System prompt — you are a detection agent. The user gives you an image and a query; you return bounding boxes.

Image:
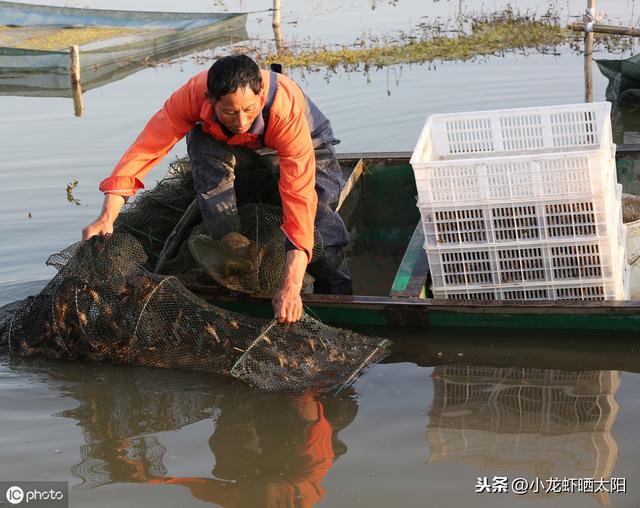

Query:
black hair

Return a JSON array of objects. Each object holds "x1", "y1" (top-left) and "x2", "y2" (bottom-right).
[{"x1": 207, "y1": 55, "x2": 262, "y2": 101}]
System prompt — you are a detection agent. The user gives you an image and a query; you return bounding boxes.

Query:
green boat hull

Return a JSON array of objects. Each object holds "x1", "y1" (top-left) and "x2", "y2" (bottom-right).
[
  {"x1": 213, "y1": 296, "x2": 640, "y2": 331},
  {"x1": 191, "y1": 150, "x2": 640, "y2": 332}
]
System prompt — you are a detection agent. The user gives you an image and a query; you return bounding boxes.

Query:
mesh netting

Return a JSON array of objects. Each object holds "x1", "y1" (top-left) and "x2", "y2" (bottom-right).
[
  {"x1": 113, "y1": 160, "x2": 196, "y2": 269},
  {"x1": 72, "y1": 436, "x2": 168, "y2": 490},
  {"x1": 189, "y1": 203, "x2": 321, "y2": 294},
  {"x1": 113, "y1": 158, "x2": 321, "y2": 295},
  {"x1": 0, "y1": 233, "x2": 390, "y2": 392},
  {"x1": 230, "y1": 315, "x2": 383, "y2": 392}
]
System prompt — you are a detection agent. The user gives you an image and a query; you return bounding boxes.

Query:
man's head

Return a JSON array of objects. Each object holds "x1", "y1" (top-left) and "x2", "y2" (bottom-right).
[{"x1": 206, "y1": 55, "x2": 263, "y2": 135}]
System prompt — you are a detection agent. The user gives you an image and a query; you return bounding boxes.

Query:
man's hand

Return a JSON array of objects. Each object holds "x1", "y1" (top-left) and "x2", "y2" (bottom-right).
[
  {"x1": 82, "y1": 193, "x2": 126, "y2": 240},
  {"x1": 272, "y1": 249, "x2": 307, "y2": 324},
  {"x1": 273, "y1": 283, "x2": 303, "y2": 324},
  {"x1": 82, "y1": 218, "x2": 114, "y2": 240}
]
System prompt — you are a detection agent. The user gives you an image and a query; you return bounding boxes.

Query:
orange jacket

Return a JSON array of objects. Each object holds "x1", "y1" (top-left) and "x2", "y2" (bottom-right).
[{"x1": 100, "y1": 69, "x2": 318, "y2": 261}]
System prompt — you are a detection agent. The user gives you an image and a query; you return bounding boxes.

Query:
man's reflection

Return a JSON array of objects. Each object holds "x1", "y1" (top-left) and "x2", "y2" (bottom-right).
[
  {"x1": 152, "y1": 394, "x2": 338, "y2": 507},
  {"x1": 45, "y1": 363, "x2": 356, "y2": 507}
]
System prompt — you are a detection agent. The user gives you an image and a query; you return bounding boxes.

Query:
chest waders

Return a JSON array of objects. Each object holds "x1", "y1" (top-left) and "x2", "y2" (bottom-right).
[{"x1": 187, "y1": 69, "x2": 352, "y2": 295}]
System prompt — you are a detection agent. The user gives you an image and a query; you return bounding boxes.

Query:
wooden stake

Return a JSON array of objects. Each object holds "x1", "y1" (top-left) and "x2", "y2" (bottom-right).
[
  {"x1": 272, "y1": 0, "x2": 281, "y2": 28},
  {"x1": 584, "y1": 0, "x2": 595, "y2": 103},
  {"x1": 70, "y1": 45, "x2": 84, "y2": 117},
  {"x1": 272, "y1": 0, "x2": 283, "y2": 53}
]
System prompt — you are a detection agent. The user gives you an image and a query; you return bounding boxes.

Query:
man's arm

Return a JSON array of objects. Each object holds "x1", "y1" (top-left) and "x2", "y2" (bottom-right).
[
  {"x1": 265, "y1": 97, "x2": 317, "y2": 324},
  {"x1": 83, "y1": 72, "x2": 207, "y2": 240},
  {"x1": 272, "y1": 249, "x2": 307, "y2": 323}
]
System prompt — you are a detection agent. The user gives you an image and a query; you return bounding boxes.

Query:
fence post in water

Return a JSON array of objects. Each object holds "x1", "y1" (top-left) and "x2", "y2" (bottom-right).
[
  {"x1": 70, "y1": 45, "x2": 84, "y2": 117},
  {"x1": 584, "y1": 0, "x2": 595, "y2": 102},
  {"x1": 272, "y1": 0, "x2": 284, "y2": 54}
]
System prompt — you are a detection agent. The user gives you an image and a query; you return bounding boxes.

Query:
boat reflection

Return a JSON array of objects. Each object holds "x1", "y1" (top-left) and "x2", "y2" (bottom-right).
[
  {"x1": 426, "y1": 365, "x2": 619, "y2": 506},
  {"x1": 41, "y1": 364, "x2": 357, "y2": 507}
]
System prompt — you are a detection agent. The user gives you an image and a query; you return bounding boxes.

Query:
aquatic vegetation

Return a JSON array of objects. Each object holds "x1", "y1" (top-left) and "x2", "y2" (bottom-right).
[
  {"x1": 263, "y1": 19, "x2": 567, "y2": 70},
  {"x1": 237, "y1": 8, "x2": 637, "y2": 72},
  {"x1": 66, "y1": 179, "x2": 80, "y2": 206}
]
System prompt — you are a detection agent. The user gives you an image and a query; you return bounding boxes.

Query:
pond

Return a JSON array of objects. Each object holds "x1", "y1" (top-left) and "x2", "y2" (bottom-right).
[{"x1": 1, "y1": 1, "x2": 640, "y2": 506}]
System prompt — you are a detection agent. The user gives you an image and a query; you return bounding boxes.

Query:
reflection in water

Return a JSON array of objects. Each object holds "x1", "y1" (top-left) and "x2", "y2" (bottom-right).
[
  {"x1": 40, "y1": 363, "x2": 357, "y2": 507},
  {"x1": 0, "y1": 18, "x2": 248, "y2": 100},
  {"x1": 166, "y1": 395, "x2": 339, "y2": 507},
  {"x1": 426, "y1": 366, "x2": 619, "y2": 506}
]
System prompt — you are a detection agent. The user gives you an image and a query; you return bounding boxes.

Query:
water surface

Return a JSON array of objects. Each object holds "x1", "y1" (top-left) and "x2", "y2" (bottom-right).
[{"x1": 2, "y1": 1, "x2": 640, "y2": 506}]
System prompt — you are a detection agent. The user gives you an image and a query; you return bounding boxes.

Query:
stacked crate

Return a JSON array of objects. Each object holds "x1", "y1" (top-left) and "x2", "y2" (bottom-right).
[{"x1": 410, "y1": 102, "x2": 629, "y2": 301}]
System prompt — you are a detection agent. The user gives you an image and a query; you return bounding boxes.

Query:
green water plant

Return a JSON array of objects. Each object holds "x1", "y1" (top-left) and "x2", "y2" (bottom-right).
[{"x1": 243, "y1": 8, "x2": 636, "y2": 72}]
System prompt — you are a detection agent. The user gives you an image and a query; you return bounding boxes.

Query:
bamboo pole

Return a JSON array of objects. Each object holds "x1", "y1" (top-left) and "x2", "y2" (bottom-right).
[
  {"x1": 584, "y1": 0, "x2": 595, "y2": 103},
  {"x1": 569, "y1": 22, "x2": 640, "y2": 37},
  {"x1": 272, "y1": 0, "x2": 281, "y2": 29},
  {"x1": 272, "y1": 0, "x2": 284, "y2": 54},
  {"x1": 69, "y1": 45, "x2": 84, "y2": 117}
]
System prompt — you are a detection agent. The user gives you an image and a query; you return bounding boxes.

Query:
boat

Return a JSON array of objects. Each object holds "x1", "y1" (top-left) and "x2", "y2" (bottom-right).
[
  {"x1": 0, "y1": 1, "x2": 248, "y2": 97},
  {"x1": 183, "y1": 146, "x2": 640, "y2": 332}
]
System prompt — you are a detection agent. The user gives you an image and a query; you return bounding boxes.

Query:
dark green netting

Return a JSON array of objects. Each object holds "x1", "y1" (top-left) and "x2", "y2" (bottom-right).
[
  {"x1": 0, "y1": 233, "x2": 390, "y2": 392},
  {"x1": 0, "y1": 159, "x2": 390, "y2": 392},
  {"x1": 596, "y1": 53, "x2": 640, "y2": 106}
]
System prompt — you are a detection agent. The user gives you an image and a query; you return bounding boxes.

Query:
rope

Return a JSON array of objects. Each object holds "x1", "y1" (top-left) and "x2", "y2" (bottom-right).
[{"x1": 133, "y1": 276, "x2": 176, "y2": 337}]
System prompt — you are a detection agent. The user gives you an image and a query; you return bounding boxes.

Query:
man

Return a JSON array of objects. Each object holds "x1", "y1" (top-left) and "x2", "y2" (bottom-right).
[{"x1": 82, "y1": 55, "x2": 351, "y2": 324}]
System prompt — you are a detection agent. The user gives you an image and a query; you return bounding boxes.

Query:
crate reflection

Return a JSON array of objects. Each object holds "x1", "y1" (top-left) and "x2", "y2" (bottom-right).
[{"x1": 426, "y1": 366, "x2": 619, "y2": 505}]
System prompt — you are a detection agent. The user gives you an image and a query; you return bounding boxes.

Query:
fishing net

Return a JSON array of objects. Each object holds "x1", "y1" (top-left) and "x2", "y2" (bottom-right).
[
  {"x1": 0, "y1": 233, "x2": 390, "y2": 392},
  {"x1": 113, "y1": 159, "x2": 196, "y2": 270},
  {"x1": 113, "y1": 157, "x2": 320, "y2": 295},
  {"x1": 188, "y1": 203, "x2": 321, "y2": 294},
  {"x1": 597, "y1": 53, "x2": 640, "y2": 106}
]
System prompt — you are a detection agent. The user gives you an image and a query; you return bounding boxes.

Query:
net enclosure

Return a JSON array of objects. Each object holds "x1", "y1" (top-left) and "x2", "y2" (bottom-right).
[
  {"x1": 597, "y1": 53, "x2": 640, "y2": 106},
  {"x1": 0, "y1": 1, "x2": 248, "y2": 97},
  {"x1": 0, "y1": 160, "x2": 391, "y2": 393},
  {"x1": 113, "y1": 157, "x2": 322, "y2": 295}
]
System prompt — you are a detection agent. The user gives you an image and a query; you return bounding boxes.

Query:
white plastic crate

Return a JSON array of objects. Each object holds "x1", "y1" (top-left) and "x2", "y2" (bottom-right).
[
  {"x1": 622, "y1": 252, "x2": 631, "y2": 299},
  {"x1": 410, "y1": 102, "x2": 614, "y2": 206},
  {"x1": 413, "y1": 149, "x2": 617, "y2": 206},
  {"x1": 413, "y1": 102, "x2": 628, "y2": 301},
  {"x1": 420, "y1": 185, "x2": 622, "y2": 249},
  {"x1": 411, "y1": 102, "x2": 612, "y2": 162},
  {"x1": 431, "y1": 279, "x2": 625, "y2": 301},
  {"x1": 428, "y1": 221, "x2": 631, "y2": 300},
  {"x1": 427, "y1": 236, "x2": 622, "y2": 289}
]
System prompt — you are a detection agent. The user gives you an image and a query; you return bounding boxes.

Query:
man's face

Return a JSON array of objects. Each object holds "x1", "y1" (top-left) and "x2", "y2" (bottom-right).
[{"x1": 212, "y1": 85, "x2": 263, "y2": 135}]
